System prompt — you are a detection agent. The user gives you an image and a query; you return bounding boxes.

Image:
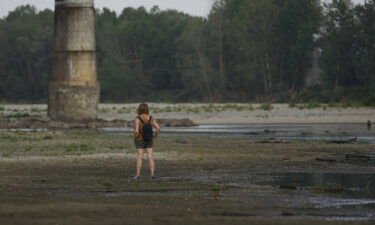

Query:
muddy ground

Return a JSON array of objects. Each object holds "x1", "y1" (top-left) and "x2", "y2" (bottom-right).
[{"x1": 0, "y1": 129, "x2": 375, "y2": 224}]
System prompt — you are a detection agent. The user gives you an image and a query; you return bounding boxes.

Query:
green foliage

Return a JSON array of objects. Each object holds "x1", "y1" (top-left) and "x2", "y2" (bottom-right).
[
  {"x1": 0, "y1": 5, "x2": 53, "y2": 101},
  {"x1": 258, "y1": 104, "x2": 273, "y2": 111},
  {"x1": 362, "y1": 96, "x2": 375, "y2": 107},
  {"x1": 5, "y1": 112, "x2": 30, "y2": 118},
  {"x1": 0, "y1": 1, "x2": 374, "y2": 103},
  {"x1": 64, "y1": 144, "x2": 95, "y2": 152},
  {"x1": 319, "y1": 0, "x2": 375, "y2": 100},
  {"x1": 102, "y1": 181, "x2": 115, "y2": 187},
  {"x1": 209, "y1": 184, "x2": 222, "y2": 192},
  {"x1": 306, "y1": 101, "x2": 321, "y2": 109},
  {"x1": 108, "y1": 144, "x2": 124, "y2": 150}
]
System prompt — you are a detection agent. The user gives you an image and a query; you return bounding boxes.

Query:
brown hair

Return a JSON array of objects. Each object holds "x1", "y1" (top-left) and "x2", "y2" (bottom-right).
[{"x1": 137, "y1": 103, "x2": 149, "y2": 115}]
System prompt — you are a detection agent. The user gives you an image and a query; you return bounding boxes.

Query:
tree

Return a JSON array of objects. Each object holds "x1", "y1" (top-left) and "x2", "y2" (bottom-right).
[
  {"x1": 176, "y1": 18, "x2": 214, "y2": 101},
  {"x1": 227, "y1": 0, "x2": 279, "y2": 95},
  {"x1": 320, "y1": 0, "x2": 359, "y2": 92},
  {"x1": 275, "y1": 0, "x2": 322, "y2": 91},
  {"x1": 354, "y1": 0, "x2": 375, "y2": 97},
  {"x1": 0, "y1": 5, "x2": 53, "y2": 101}
]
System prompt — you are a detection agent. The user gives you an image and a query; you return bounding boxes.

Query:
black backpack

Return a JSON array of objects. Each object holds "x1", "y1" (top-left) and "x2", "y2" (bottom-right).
[{"x1": 137, "y1": 116, "x2": 153, "y2": 142}]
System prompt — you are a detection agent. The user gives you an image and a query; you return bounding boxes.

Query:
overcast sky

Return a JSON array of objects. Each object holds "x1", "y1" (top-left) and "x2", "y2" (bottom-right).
[
  {"x1": 0, "y1": 0, "x2": 366, "y2": 18},
  {"x1": 0, "y1": 0, "x2": 214, "y2": 18}
]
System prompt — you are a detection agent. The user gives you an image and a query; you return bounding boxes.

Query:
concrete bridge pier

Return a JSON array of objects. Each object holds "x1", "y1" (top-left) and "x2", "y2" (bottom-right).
[{"x1": 48, "y1": 0, "x2": 100, "y2": 121}]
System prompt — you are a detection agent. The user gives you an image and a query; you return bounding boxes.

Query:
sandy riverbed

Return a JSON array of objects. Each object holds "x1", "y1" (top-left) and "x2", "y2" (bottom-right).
[{"x1": 1, "y1": 103, "x2": 375, "y2": 124}]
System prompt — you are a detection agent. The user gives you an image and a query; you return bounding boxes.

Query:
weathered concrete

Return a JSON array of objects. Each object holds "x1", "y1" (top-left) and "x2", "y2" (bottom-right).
[
  {"x1": 48, "y1": 0, "x2": 100, "y2": 121},
  {"x1": 48, "y1": 83, "x2": 100, "y2": 121}
]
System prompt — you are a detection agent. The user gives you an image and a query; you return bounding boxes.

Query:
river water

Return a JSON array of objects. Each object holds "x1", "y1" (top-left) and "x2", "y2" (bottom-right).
[{"x1": 102, "y1": 123, "x2": 375, "y2": 143}]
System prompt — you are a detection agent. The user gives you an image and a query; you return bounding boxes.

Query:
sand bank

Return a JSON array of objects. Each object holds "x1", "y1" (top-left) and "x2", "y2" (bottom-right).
[{"x1": 1, "y1": 103, "x2": 374, "y2": 125}]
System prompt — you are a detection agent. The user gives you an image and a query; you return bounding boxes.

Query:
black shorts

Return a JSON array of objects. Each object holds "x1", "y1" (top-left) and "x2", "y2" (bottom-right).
[{"x1": 134, "y1": 140, "x2": 153, "y2": 149}]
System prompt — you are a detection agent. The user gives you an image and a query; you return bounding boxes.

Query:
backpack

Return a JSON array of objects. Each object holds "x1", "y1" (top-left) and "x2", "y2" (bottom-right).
[{"x1": 137, "y1": 116, "x2": 153, "y2": 142}]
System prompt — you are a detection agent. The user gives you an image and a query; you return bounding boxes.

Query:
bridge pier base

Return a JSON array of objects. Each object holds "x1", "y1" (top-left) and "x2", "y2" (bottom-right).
[{"x1": 48, "y1": 0, "x2": 100, "y2": 121}]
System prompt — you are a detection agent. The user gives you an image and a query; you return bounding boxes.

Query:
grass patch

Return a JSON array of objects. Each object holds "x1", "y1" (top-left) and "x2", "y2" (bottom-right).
[
  {"x1": 30, "y1": 107, "x2": 45, "y2": 113},
  {"x1": 0, "y1": 134, "x2": 34, "y2": 142},
  {"x1": 6, "y1": 113, "x2": 30, "y2": 118},
  {"x1": 209, "y1": 184, "x2": 222, "y2": 192},
  {"x1": 258, "y1": 104, "x2": 273, "y2": 111},
  {"x1": 306, "y1": 101, "x2": 321, "y2": 109},
  {"x1": 1, "y1": 152, "x2": 12, "y2": 157},
  {"x1": 108, "y1": 144, "x2": 124, "y2": 150},
  {"x1": 103, "y1": 181, "x2": 115, "y2": 187},
  {"x1": 304, "y1": 185, "x2": 347, "y2": 194},
  {"x1": 64, "y1": 144, "x2": 95, "y2": 152},
  {"x1": 99, "y1": 107, "x2": 111, "y2": 113}
]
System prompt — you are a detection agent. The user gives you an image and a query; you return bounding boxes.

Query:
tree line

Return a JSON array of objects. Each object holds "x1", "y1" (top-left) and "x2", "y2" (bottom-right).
[{"x1": 0, "y1": 0, "x2": 374, "y2": 103}]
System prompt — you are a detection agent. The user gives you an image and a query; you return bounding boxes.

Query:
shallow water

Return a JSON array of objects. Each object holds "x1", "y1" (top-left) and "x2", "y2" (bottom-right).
[
  {"x1": 259, "y1": 172, "x2": 375, "y2": 199},
  {"x1": 225, "y1": 171, "x2": 375, "y2": 221},
  {"x1": 102, "y1": 123, "x2": 375, "y2": 143}
]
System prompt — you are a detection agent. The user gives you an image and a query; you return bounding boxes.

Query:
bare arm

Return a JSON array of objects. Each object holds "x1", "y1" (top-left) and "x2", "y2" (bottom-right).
[
  {"x1": 134, "y1": 118, "x2": 140, "y2": 138},
  {"x1": 152, "y1": 119, "x2": 161, "y2": 138}
]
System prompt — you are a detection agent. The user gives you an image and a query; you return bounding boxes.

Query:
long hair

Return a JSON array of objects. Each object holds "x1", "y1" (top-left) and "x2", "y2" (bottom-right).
[{"x1": 137, "y1": 103, "x2": 149, "y2": 115}]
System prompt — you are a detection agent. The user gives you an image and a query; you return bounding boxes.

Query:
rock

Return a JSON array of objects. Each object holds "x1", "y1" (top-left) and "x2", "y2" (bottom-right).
[
  {"x1": 48, "y1": 120, "x2": 69, "y2": 129},
  {"x1": 279, "y1": 185, "x2": 297, "y2": 190},
  {"x1": 157, "y1": 118, "x2": 197, "y2": 127},
  {"x1": 326, "y1": 137, "x2": 357, "y2": 144},
  {"x1": 315, "y1": 157, "x2": 337, "y2": 162},
  {"x1": 282, "y1": 210, "x2": 295, "y2": 216}
]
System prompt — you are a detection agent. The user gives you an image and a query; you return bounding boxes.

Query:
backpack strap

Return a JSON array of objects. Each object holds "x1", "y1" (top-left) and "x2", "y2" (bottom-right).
[
  {"x1": 137, "y1": 116, "x2": 152, "y2": 124},
  {"x1": 137, "y1": 116, "x2": 145, "y2": 124}
]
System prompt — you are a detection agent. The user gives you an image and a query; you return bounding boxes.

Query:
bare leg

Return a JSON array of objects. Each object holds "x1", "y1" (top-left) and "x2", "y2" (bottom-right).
[
  {"x1": 136, "y1": 149, "x2": 144, "y2": 176},
  {"x1": 146, "y1": 148, "x2": 155, "y2": 177}
]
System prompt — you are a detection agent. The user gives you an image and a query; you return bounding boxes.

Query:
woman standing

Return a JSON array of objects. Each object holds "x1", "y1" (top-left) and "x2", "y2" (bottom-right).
[{"x1": 133, "y1": 103, "x2": 160, "y2": 179}]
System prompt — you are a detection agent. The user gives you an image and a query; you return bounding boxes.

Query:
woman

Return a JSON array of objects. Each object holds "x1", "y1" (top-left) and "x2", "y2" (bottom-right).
[{"x1": 133, "y1": 103, "x2": 160, "y2": 179}]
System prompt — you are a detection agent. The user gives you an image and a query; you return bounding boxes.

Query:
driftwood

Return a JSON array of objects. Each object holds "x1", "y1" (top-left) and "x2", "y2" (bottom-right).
[
  {"x1": 345, "y1": 154, "x2": 371, "y2": 160},
  {"x1": 279, "y1": 185, "x2": 297, "y2": 190},
  {"x1": 256, "y1": 139, "x2": 289, "y2": 144},
  {"x1": 315, "y1": 157, "x2": 337, "y2": 162},
  {"x1": 326, "y1": 137, "x2": 357, "y2": 144}
]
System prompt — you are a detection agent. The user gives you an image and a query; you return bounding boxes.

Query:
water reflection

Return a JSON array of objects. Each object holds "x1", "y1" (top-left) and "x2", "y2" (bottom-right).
[
  {"x1": 260, "y1": 172, "x2": 375, "y2": 199},
  {"x1": 102, "y1": 123, "x2": 375, "y2": 143}
]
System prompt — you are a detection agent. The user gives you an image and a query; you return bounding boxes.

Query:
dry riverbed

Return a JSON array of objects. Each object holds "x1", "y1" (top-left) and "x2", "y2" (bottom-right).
[
  {"x1": 1, "y1": 103, "x2": 375, "y2": 124},
  {"x1": 1, "y1": 129, "x2": 375, "y2": 224}
]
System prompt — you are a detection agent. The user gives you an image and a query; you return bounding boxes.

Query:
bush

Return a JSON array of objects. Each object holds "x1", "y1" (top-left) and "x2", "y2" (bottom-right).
[
  {"x1": 362, "y1": 96, "x2": 375, "y2": 107},
  {"x1": 258, "y1": 104, "x2": 273, "y2": 111},
  {"x1": 320, "y1": 89, "x2": 334, "y2": 102},
  {"x1": 306, "y1": 101, "x2": 321, "y2": 109}
]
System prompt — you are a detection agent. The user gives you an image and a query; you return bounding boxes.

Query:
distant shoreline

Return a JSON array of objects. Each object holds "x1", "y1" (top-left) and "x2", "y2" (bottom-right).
[{"x1": 1, "y1": 103, "x2": 374, "y2": 126}]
